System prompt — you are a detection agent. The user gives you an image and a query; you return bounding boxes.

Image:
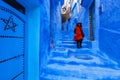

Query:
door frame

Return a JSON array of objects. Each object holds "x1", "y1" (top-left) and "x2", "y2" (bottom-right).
[{"x1": 89, "y1": 1, "x2": 95, "y2": 41}]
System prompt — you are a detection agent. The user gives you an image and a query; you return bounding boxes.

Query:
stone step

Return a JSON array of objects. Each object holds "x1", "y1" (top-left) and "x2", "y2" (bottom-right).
[
  {"x1": 50, "y1": 48, "x2": 119, "y2": 68},
  {"x1": 58, "y1": 43, "x2": 76, "y2": 48},
  {"x1": 61, "y1": 39, "x2": 89, "y2": 43},
  {"x1": 62, "y1": 40, "x2": 76, "y2": 44},
  {"x1": 48, "y1": 55, "x2": 105, "y2": 66},
  {"x1": 67, "y1": 48, "x2": 93, "y2": 55},
  {"x1": 40, "y1": 73, "x2": 86, "y2": 80},
  {"x1": 57, "y1": 43, "x2": 88, "y2": 48},
  {"x1": 51, "y1": 48, "x2": 93, "y2": 58},
  {"x1": 42, "y1": 63, "x2": 120, "y2": 79},
  {"x1": 60, "y1": 39, "x2": 92, "y2": 48},
  {"x1": 57, "y1": 40, "x2": 91, "y2": 48},
  {"x1": 50, "y1": 48, "x2": 68, "y2": 57}
]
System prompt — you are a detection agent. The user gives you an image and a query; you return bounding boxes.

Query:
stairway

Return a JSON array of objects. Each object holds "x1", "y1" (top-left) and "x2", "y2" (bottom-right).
[{"x1": 40, "y1": 34, "x2": 120, "y2": 80}]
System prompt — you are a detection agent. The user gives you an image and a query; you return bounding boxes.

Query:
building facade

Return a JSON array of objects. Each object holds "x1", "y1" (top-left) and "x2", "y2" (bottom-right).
[
  {"x1": 0, "y1": 0, "x2": 64, "y2": 80},
  {"x1": 81, "y1": 0, "x2": 120, "y2": 65}
]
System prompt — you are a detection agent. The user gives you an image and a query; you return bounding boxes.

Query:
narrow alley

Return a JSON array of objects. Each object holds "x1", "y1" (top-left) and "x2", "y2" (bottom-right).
[
  {"x1": 40, "y1": 32, "x2": 120, "y2": 80},
  {"x1": 0, "y1": 0, "x2": 120, "y2": 80}
]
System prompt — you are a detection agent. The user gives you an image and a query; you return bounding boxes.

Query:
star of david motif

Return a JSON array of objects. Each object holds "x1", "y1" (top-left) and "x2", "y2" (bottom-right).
[{"x1": 0, "y1": 16, "x2": 17, "y2": 32}]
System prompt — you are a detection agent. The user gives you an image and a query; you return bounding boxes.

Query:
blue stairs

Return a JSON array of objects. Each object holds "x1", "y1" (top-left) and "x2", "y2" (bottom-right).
[{"x1": 40, "y1": 34, "x2": 120, "y2": 80}]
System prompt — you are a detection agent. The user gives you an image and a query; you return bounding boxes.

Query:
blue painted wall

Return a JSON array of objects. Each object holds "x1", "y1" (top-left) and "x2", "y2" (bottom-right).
[
  {"x1": 99, "y1": 0, "x2": 120, "y2": 64},
  {"x1": 81, "y1": 9, "x2": 89, "y2": 40},
  {"x1": 81, "y1": 0, "x2": 94, "y2": 41},
  {"x1": 81, "y1": 0, "x2": 100, "y2": 50},
  {"x1": 81, "y1": 0, "x2": 93, "y2": 9},
  {"x1": 50, "y1": 0, "x2": 62, "y2": 48},
  {"x1": 81, "y1": 0, "x2": 120, "y2": 64},
  {"x1": 40, "y1": 0, "x2": 50, "y2": 73},
  {"x1": 27, "y1": 6, "x2": 40, "y2": 80},
  {"x1": 40, "y1": 0, "x2": 63, "y2": 75},
  {"x1": 17, "y1": 0, "x2": 41, "y2": 79}
]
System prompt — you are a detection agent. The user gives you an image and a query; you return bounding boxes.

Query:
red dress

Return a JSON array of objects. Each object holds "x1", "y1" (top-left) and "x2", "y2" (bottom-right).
[{"x1": 74, "y1": 26, "x2": 84, "y2": 41}]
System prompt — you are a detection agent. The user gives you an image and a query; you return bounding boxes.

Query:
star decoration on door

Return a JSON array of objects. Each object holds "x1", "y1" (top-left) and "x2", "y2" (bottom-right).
[{"x1": 0, "y1": 16, "x2": 17, "y2": 32}]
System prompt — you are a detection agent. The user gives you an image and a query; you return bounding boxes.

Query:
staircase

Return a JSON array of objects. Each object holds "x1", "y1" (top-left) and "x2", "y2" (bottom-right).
[{"x1": 40, "y1": 34, "x2": 120, "y2": 80}]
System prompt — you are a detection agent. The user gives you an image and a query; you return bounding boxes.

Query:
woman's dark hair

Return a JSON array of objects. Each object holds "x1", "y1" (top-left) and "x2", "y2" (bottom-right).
[{"x1": 76, "y1": 22, "x2": 82, "y2": 26}]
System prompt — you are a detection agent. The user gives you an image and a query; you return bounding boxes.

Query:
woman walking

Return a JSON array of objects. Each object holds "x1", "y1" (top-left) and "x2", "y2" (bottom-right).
[{"x1": 74, "y1": 22, "x2": 84, "y2": 48}]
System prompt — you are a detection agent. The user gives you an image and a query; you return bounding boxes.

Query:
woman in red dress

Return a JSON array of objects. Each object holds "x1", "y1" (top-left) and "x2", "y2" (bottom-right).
[{"x1": 74, "y1": 22, "x2": 84, "y2": 48}]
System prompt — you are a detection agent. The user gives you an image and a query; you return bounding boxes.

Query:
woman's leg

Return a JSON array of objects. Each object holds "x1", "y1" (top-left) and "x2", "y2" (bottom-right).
[
  {"x1": 80, "y1": 39, "x2": 83, "y2": 48},
  {"x1": 76, "y1": 41, "x2": 79, "y2": 48},
  {"x1": 77, "y1": 40, "x2": 81, "y2": 48}
]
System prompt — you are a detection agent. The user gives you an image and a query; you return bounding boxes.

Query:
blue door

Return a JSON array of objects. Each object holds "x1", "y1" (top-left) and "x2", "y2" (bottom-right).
[
  {"x1": 89, "y1": 1, "x2": 95, "y2": 41},
  {"x1": 0, "y1": 0, "x2": 25, "y2": 79}
]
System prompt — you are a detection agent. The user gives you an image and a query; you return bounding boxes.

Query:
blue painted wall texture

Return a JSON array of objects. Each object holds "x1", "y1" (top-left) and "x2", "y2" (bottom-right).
[
  {"x1": 50, "y1": 0, "x2": 62, "y2": 48},
  {"x1": 27, "y1": 6, "x2": 40, "y2": 80},
  {"x1": 99, "y1": 0, "x2": 120, "y2": 64},
  {"x1": 81, "y1": 0, "x2": 120, "y2": 64},
  {"x1": 40, "y1": 0, "x2": 62, "y2": 73},
  {"x1": 81, "y1": 9, "x2": 90, "y2": 40},
  {"x1": 81, "y1": 0, "x2": 94, "y2": 41},
  {"x1": 40, "y1": 0, "x2": 50, "y2": 73}
]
